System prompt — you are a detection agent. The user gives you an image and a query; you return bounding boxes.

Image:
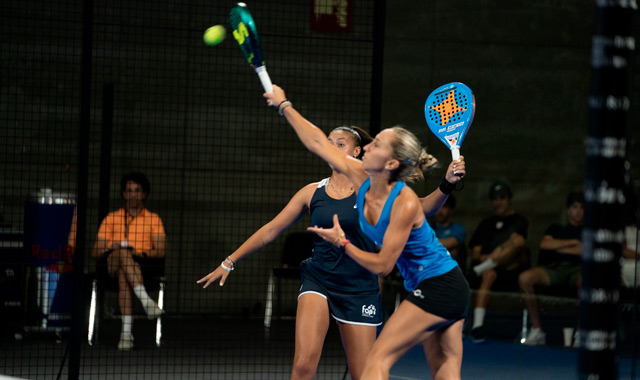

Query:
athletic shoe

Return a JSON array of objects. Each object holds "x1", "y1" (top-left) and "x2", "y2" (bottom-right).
[
  {"x1": 470, "y1": 326, "x2": 487, "y2": 343},
  {"x1": 523, "y1": 328, "x2": 546, "y2": 345},
  {"x1": 118, "y1": 332, "x2": 134, "y2": 351},
  {"x1": 145, "y1": 304, "x2": 164, "y2": 320}
]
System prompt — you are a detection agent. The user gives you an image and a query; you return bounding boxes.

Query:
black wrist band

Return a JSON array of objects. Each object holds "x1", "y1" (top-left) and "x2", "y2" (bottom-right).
[{"x1": 439, "y1": 177, "x2": 457, "y2": 194}]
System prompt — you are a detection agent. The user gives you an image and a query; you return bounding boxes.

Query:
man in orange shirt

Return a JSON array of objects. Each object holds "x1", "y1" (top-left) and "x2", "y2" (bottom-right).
[{"x1": 91, "y1": 172, "x2": 166, "y2": 350}]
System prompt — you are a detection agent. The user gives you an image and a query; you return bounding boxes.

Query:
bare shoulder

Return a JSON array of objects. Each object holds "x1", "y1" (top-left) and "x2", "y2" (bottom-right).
[
  {"x1": 302, "y1": 180, "x2": 325, "y2": 193},
  {"x1": 294, "y1": 180, "x2": 324, "y2": 204},
  {"x1": 391, "y1": 186, "x2": 422, "y2": 221},
  {"x1": 400, "y1": 186, "x2": 421, "y2": 208}
]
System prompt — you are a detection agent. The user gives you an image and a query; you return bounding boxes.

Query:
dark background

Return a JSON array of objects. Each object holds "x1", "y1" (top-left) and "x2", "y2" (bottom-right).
[
  {"x1": 2, "y1": 0, "x2": 637, "y2": 315},
  {"x1": 1, "y1": 0, "x2": 638, "y2": 378}
]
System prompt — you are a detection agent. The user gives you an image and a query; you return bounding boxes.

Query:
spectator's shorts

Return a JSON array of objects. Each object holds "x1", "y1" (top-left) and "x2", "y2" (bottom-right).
[{"x1": 544, "y1": 261, "x2": 580, "y2": 287}]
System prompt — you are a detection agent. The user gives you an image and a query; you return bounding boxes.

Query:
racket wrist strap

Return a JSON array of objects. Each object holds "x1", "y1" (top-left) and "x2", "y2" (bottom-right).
[
  {"x1": 439, "y1": 177, "x2": 460, "y2": 194},
  {"x1": 277, "y1": 100, "x2": 293, "y2": 115}
]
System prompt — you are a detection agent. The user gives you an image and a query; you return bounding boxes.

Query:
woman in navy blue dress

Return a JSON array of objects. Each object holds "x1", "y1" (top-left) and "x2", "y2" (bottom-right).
[{"x1": 198, "y1": 126, "x2": 381, "y2": 380}]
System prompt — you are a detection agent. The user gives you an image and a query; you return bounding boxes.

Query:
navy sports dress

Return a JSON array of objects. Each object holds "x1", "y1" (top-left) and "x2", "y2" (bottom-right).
[{"x1": 299, "y1": 178, "x2": 382, "y2": 325}]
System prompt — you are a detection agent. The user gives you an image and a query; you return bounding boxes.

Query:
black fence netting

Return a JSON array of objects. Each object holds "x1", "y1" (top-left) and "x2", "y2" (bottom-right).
[{"x1": 1, "y1": 0, "x2": 379, "y2": 378}]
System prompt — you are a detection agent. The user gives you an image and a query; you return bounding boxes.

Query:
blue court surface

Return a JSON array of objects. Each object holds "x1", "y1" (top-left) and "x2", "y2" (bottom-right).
[{"x1": 390, "y1": 337, "x2": 639, "y2": 380}]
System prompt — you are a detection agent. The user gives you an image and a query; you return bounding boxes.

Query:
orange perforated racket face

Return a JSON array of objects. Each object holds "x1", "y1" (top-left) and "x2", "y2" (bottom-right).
[
  {"x1": 425, "y1": 82, "x2": 475, "y2": 150},
  {"x1": 427, "y1": 89, "x2": 470, "y2": 126}
]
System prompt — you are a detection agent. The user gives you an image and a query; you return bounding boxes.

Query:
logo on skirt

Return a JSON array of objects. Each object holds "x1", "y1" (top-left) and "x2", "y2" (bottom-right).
[{"x1": 362, "y1": 304, "x2": 376, "y2": 318}]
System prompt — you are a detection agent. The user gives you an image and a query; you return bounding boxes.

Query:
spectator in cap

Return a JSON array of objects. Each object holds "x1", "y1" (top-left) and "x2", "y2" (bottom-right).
[
  {"x1": 489, "y1": 181, "x2": 512, "y2": 200},
  {"x1": 468, "y1": 180, "x2": 529, "y2": 342}
]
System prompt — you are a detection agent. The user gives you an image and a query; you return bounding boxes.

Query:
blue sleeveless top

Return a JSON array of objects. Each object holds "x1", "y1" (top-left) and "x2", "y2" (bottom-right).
[
  {"x1": 301, "y1": 178, "x2": 379, "y2": 293},
  {"x1": 355, "y1": 178, "x2": 457, "y2": 291}
]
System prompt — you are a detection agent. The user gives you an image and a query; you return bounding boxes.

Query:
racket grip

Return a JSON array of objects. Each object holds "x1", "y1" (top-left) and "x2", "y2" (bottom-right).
[
  {"x1": 450, "y1": 147, "x2": 464, "y2": 177},
  {"x1": 256, "y1": 66, "x2": 273, "y2": 93},
  {"x1": 451, "y1": 147, "x2": 460, "y2": 161}
]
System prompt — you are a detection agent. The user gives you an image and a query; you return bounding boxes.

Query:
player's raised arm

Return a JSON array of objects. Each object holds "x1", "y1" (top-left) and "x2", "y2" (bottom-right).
[{"x1": 264, "y1": 85, "x2": 368, "y2": 191}]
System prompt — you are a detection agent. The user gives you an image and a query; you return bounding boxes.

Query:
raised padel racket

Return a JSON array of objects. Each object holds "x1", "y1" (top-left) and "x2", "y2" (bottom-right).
[
  {"x1": 229, "y1": 3, "x2": 273, "y2": 93},
  {"x1": 424, "y1": 82, "x2": 475, "y2": 161}
]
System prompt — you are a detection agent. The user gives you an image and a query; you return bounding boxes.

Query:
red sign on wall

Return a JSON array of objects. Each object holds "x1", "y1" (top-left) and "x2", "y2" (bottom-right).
[{"x1": 310, "y1": 0, "x2": 353, "y2": 32}]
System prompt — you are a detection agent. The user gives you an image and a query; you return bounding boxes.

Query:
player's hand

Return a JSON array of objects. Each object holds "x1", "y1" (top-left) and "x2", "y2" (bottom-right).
[
  {"x1": 445, "y1": 155, "x2": 466, "y2": 183},
  {"x1": 264, "y1": 84, "x2": 287, "y2": 108},
  {"x1": 197, "y1": 265, "x2": 231, "y2": 288},
  {"x1": 307, "y1": 214, "x2": 346, "y2": 248}
]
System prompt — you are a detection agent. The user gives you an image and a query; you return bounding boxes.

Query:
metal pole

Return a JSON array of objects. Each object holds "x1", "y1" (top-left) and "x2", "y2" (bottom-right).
[
  {"x1": 579, "y1": 1, "x2": 636, "y2": 379},
  {"x1": 69, "y1": 0, "x2": 93, "y2": 378},
  {"x1": 369, "y1": 0, "x2": 386, "y2": 136}
]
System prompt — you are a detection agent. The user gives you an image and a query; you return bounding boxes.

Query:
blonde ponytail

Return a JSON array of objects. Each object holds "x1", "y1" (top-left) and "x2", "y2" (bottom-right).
[{"x1": 389, "y1": 127, "x2": 439, "y2": 183}]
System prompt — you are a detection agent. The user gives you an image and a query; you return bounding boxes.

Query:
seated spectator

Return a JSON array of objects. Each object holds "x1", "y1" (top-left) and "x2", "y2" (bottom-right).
[
  {"x1": 430, "y1": 194, "x2": 467, "y2": 271},
  {"x1": 469, "y1": 180, "x2": 529, "y2": 341},
  {"x1": 91, "y1": 172, "x2": 166, "y2": 350},
  {"x1": 518, "y1": 191, "x2": 584, "y2": 345}
]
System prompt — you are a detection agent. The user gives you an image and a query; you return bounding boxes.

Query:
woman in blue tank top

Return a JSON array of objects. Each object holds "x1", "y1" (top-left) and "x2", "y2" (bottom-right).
[
  {"x1": 265, "y1": 85, "x2": 471, "y2": 380},
  {"x1": 198, "y1": 126, "x2": 382, "y2": 380}
]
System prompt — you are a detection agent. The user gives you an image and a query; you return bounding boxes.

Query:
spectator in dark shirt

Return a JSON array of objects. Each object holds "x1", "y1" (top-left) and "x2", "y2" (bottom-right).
[
  {"x1": 518, "y1": 191, "x2": 584, "y2": 345},
  {"x1": 469, "y1": 181, "x2": 529, "y2": 342}
]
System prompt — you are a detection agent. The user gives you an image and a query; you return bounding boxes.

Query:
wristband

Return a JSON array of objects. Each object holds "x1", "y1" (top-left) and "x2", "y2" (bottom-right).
[
  {"x1": 340, "y1": 239, "x2": 351, "y2": 250},
  {"x1": 221, "y1": 262, "x2": 233, "y2": 272},
  {"x1": 439, "y1": 177, "x2": 459, "y2": 194},
  {"x1": 277, "y1": 100, "x2": 293, "y2": 115}
]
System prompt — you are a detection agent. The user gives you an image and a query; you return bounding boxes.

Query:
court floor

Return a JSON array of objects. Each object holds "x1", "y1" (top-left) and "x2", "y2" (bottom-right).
[
  {"x1": 2, "y1": 316, "x2": 639, "y2": 379},
  {"x1": 392, "y1": 338, "x2": 638, "y2": 380}
]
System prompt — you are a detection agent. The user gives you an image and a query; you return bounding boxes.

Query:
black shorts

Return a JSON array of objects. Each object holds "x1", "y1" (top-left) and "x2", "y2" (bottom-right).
[
  {"x1": 98, "y1": 249, "x2": 165, "y2": 289},
  {"x1": 404, "y1": 266, "x2": 470, "y2": 320},
  {"x1": 492, "y1": 262, "x2": 529, "y2": 292}
]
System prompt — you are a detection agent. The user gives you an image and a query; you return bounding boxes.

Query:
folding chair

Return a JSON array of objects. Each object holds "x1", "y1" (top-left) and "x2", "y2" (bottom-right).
[
  {"x1": 264, "y1": 232, "x2": 314, "y2": 328},
  {"x1": 87, "y1": 255, "x2": 165, "y2": 347}
]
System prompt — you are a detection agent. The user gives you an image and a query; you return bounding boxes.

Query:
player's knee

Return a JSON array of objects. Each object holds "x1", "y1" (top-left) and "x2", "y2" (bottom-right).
[
  {"x1": 364, "y1": 349, "x2": 391, "y2": 374},
  {"x1": 291, "y1": 355, "x2": 319, "y2": 379}
]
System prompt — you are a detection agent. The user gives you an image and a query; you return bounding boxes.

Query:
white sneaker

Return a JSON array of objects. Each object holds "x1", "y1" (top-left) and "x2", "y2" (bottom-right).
[
  {"x1": 523, "y1": 328, "x2": 546, "y2": 346},
  {"x1": 118, "y1": 332, "x2": 134, "y2": 350},
  {"x1": 145, "y1": 303, "x2": 164, "y2": 320}
]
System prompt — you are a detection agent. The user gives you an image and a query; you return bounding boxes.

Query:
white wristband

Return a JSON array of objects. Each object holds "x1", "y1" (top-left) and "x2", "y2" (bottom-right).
[{"x1": 221, "y1": 262, "x2": 233, "y2": 272}]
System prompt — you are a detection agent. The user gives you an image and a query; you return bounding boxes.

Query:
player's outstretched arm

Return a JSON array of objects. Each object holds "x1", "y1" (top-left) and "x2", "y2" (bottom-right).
[
  {"x1": 197, "y1": 184, "x2": 312, "y2": 288},
  {"x1": 264, "y1": 85, "x2": 368, "y2": 191}
]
